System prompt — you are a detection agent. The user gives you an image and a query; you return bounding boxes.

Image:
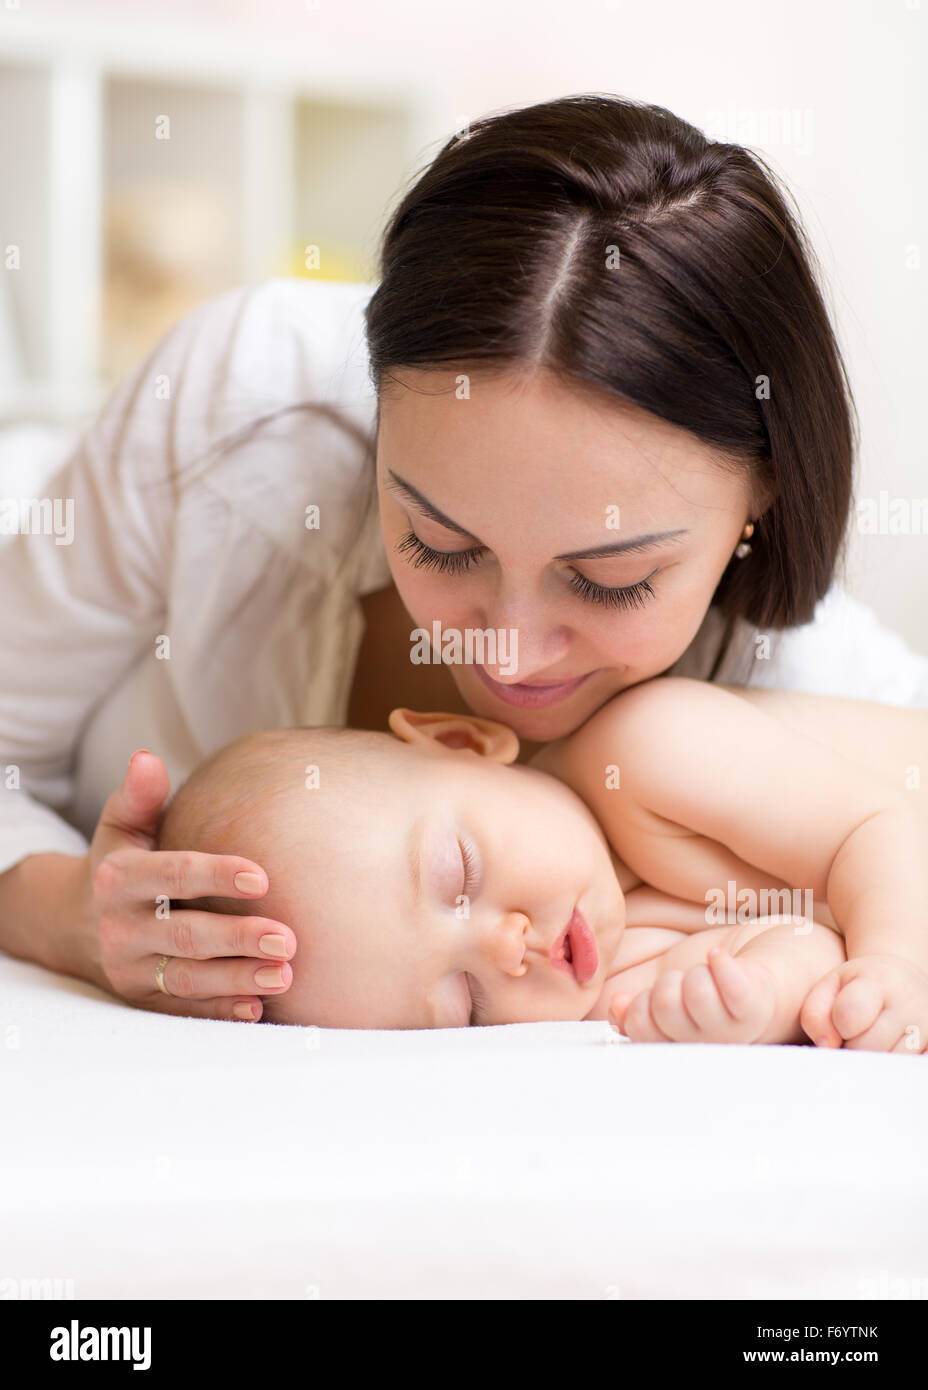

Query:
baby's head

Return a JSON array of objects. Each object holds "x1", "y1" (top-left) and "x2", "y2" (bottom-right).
[{"x1": 157, "y1": 710, "x2": 625, "y2": 1028}]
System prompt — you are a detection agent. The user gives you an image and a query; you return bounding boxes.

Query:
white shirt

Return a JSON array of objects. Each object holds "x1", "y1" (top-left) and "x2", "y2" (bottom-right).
[{"x1": 1, "y1": 276, "x2": 926, "y2": 875}]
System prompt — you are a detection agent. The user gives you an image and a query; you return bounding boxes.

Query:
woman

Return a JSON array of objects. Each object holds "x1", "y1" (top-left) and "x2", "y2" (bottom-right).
[{"x1": 1, "y1": 93, "x2": 925, "y2": 1021}]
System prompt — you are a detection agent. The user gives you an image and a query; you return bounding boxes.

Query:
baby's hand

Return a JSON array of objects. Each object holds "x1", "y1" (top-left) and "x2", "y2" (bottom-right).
[
  {"x1": 800, "y1": 954, "x2": 928, "y2": 1054},
  {"x1": 608, "y1": 948, "x2": 777, "y2": 1044}
]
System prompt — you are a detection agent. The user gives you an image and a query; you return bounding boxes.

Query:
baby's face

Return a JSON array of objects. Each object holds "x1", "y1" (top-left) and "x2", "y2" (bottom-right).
[{"x1": 257, "y1": 720, "x2": 625, "y2": 1028}]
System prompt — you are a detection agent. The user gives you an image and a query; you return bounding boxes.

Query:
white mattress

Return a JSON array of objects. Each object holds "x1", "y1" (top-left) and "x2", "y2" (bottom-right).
[{"x1": 1, "y1": 951, "x2": 925, "y2": 1300}]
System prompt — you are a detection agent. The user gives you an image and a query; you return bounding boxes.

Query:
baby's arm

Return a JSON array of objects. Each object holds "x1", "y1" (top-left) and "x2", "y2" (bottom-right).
[
  {"x1": 538, "y1": 676, "x2": 928, "y2": 1052},
  {"x1": 606, "y1": 914, "x2": 846, "y2": 1046}
]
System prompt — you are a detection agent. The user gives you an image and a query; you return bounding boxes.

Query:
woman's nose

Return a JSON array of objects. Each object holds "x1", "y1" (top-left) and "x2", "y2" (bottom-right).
[
  {"x1": 484, "y1": 911, "x2": 530, "y2": 977},
  {"x1": 473, "y1": 600, "x2": 569, "y2": 681}
]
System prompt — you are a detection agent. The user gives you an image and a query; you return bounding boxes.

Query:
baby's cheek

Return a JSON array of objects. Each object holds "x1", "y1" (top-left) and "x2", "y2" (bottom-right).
[{"x1": 497, "y1": 980, "x2": 590, "y2": 1025}]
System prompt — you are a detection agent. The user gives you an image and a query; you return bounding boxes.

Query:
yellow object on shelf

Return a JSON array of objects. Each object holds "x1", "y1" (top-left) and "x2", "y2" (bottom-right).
[{"x1": 282, "y1": 243, "x2": 373, "y2": 283}]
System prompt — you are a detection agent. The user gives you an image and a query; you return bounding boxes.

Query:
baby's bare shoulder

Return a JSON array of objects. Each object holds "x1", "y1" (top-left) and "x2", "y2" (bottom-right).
[{"x1": 528, "y1": 677, "x2": 743, "y2": 798}]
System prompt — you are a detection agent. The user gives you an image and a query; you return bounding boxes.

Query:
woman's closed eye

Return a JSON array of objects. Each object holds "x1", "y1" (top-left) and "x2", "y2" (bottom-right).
[{"x1": 395, "y1": 528, "x2": 658, "y2": 611}]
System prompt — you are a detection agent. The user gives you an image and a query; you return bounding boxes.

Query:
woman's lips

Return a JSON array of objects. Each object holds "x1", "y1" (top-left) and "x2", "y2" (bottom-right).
[
  {"x1": 475, "y1": 664, "x2": 594, "y2": 708},
  {"x1": 549, "y1": 909, "x2": 599, "y2": 985}
]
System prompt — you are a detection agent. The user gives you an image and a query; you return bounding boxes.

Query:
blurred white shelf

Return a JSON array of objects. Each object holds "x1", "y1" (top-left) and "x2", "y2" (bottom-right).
[
  {"x1": 0, "y1": 377, "x2": 109, "y2": 428},
  {"x1": 0, "y1": 11, "x2": 438, "y2": 424}
]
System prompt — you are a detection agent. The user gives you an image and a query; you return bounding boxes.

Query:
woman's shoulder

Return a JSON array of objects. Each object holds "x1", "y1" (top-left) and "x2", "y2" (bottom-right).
[
  {"x1": 97, "y1": 275, "x2": 378, "y2": 490},
  {"x1": 220, "y1": 276, "x2": 375, "y2": 382},
  {"x1": 764, "y1": 584, "x2": 928, "y2": 707},
  {"x1": 681, "y1": 583, "x2": 928, "y2": 708},
  {"x1": 167, "y1": 278, "x2": 382, "y2": 568},
  {"x1": 178, "y1": 276, "x2": 378, "y2": 438}
]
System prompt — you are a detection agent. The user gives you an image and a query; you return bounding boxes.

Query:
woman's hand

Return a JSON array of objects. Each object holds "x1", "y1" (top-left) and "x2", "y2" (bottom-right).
[{"x1": 82, "y1": 750, "x2": 296, "y2": 1020}]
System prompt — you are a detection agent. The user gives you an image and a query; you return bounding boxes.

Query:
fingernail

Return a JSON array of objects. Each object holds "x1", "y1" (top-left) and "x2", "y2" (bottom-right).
[
  {"x1": 254, "y1": 965, "x2": 285, "y2": 988},
  {"x1": 234, "y1": 871, "x2": 265, "y2": 894},
  {"x1": 128, "y1": 748, "x2": 152, "y2": 767},
  {"x1": 233, "y1": 1003, "x2": 259, "y2": 1021},
  {"x1": 258, "y1": 933, "x2": 288, "y2": 957}
]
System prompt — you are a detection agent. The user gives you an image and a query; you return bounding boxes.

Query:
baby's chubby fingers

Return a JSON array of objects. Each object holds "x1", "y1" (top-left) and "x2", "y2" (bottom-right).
[
  {"x1": 643, "y1": 970, "x2": 695, "y2": 1041},
  {"x1": 801, "y1": 957, "x2": 928, "y2": 1053},
  {"x1": 609, "y1": 988, "x2": 673, "y2": 1043},
  {"x1": 706, "y1": 947, "x2": 761, "y2": 1020},
  {"x1": 891, "y1": 1024, "x2": 927, "y2": 1055},
  {"x1": 843, "y1": 1009, "x2": 911, "y2": 1054},
  {"x1": 679, "y1": 961, "x2": 734, "y2": 1034},
  {"x1": 799, "y1": 969, "x2": 845, "y2": 1049},
  {"x1": 608, "y1": 992, "x2": 632, "y2": 1034},
  {"x1": 831, "y1": 975, "x2": 884, "y2": 1043}
]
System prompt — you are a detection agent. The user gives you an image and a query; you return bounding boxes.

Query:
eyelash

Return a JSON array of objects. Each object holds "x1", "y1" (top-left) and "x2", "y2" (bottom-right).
[
  {"x1": 396, "y1": 529, "x2": 481, "y2": 577},
  {"x1": 396, "y1": 529, "x2": 657, "y2": 611},
  {"x1": 458, "y1": 837, "x2": 485, "y2": 1026},
  {"x1": 467, "y1": 973, "x2": 488, "y2": 1028},
  {"x1": 460, "y1": 836, "x2": 479, "y2": 893}
]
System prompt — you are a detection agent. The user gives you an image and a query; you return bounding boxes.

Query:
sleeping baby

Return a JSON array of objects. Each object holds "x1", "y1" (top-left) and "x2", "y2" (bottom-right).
[{"x1": 156, "y1": 677, "x2": 928, "y2": 1051}]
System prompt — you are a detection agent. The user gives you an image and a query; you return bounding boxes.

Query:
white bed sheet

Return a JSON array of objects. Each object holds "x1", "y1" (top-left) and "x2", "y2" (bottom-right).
[{"x1": 1, "y1": 952, "x2": 925, "y2": 1301}]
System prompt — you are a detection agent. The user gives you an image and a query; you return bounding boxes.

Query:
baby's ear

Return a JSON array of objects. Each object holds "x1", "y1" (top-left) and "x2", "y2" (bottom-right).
[{"x1": 388, "y1": 708, "x2": 519, "y2": 764}]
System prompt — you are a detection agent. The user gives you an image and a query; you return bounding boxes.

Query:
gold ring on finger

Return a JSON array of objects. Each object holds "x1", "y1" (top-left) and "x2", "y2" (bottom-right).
[{"x1": 154, "y1": 954, "x2": 173, "y2": 996}]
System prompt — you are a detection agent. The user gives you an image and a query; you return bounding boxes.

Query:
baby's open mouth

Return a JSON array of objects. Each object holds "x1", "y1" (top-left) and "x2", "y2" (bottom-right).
[{"x1": 549, "y1": 910, "x2": 598, "y2": 985}]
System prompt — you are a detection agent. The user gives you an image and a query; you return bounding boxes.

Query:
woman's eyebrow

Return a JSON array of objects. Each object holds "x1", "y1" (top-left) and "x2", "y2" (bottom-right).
[
  {"x1": 387, "y1": 470, "x2": 689, "y2": 557},
  {"x1": 387, "y1": 471, "x2": 477, "y2": 538},
  {"x1": 555, "y1": 530, "x2": 689, "y2": 560}
]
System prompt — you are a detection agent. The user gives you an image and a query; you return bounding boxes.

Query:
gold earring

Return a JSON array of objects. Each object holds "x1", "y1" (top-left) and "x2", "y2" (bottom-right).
[{"x1": 734, "y1": 520, "x2": 755, "y2": 559}]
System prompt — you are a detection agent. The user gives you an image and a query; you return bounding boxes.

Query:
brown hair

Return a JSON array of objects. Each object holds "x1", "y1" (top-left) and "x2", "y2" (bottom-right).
[{"x1": 364, "y1": 92, "x2": 857, "y2": 639}]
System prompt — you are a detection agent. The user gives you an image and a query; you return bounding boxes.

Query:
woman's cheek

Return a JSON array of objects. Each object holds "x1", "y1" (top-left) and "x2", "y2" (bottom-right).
[
  {"x1": 395, "y1": 569, "x2": 474, "y2": 634},
  {"x1": 587, "y1": 610, "x2": 663, "y2": 669},
  {"x1": 384, "y1": 550, "x2": 427, "y2": 617},
  {"x1": 594, "y1": 584, "x2": 708, "y2": 671},
  {"x1": 399, "y1": 577, "x2": 450, "y2": 633}
]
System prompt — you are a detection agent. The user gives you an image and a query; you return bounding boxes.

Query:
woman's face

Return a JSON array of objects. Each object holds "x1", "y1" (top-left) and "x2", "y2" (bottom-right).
[{"x1": 376, "y1": 365, "x2": 764, "y2": 742}]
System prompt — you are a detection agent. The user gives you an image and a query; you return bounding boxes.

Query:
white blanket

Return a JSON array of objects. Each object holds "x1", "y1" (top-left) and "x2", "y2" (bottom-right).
[{"x1": 1, "y1": 952, "x2": 925, "y2": 1300}]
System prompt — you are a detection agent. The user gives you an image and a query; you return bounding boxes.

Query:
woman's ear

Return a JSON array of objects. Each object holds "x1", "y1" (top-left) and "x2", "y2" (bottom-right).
[
  {"x1": 388, "y1": 708, "x2": 520, "y2": 765},
  {"x1": 750, "y1": 476, "x2": 777, "y2": 518}
]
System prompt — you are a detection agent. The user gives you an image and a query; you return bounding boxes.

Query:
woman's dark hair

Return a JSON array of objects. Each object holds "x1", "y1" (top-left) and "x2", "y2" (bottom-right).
[{"x1": 364, "y1": 92, "x2": 857, "y2": 643}]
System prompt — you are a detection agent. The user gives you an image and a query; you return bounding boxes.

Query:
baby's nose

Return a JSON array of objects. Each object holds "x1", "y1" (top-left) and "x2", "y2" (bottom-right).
[{"x1": 486, "y1": 911, "x2": 529, "y2": 977}]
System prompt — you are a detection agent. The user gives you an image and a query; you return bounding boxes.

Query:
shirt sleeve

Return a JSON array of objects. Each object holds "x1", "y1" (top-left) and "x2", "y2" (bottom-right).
[
  {"x1": 742, "y1": 583, "x2": 928, "y2": 708},
  {"x1": 0, "y1": 284, "x2": 259, "y2": 876}
]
